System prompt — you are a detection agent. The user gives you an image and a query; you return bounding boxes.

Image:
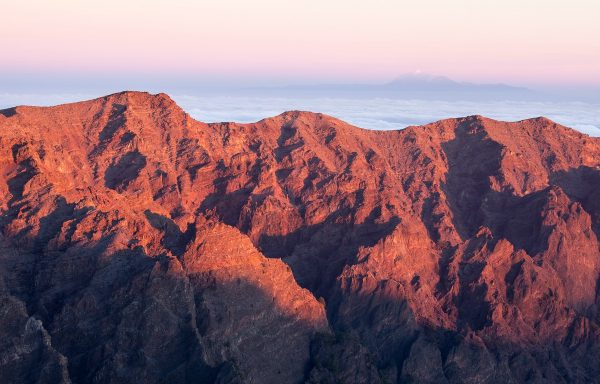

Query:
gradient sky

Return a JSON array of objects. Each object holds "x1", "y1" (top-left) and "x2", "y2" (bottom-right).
[{"x1": 1, "y1": 0, "x2": 599, "y2": 88}]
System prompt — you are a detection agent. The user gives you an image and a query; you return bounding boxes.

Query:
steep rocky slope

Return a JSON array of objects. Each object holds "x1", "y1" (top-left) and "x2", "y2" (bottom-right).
[{"x1": 0, "y1": 91, "x2": 599, "y2": 383}]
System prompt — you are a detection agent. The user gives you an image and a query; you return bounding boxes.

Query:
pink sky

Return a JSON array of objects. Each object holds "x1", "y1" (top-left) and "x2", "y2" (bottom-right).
[{"x1": 1, "y1": 0, "x2": 599, "y2": 86}]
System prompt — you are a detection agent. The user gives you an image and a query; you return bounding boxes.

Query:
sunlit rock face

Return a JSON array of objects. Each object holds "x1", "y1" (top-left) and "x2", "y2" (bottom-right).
[{"x1": 0, "y1": 92, "x2": 599, "y2": 383}]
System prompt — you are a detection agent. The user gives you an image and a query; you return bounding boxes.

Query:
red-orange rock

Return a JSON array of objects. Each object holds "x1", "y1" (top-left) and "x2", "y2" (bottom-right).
[{"x1": 0, "y1": 92, "x2": 599, "y2": 383}]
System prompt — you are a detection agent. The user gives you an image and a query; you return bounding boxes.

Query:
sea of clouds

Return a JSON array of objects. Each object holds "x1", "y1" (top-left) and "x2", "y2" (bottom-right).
[
  {"x1": 174, "y1": 95, "x2": 600, "y2": 137},
  {"x1": 1, "y1": 93, "x2": 598, "y2": 137}
]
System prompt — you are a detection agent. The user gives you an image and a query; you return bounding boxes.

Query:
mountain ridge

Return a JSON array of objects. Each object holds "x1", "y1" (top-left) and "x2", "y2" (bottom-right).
[
  {"x1": 1, "y1": 90, "x2": 586, "y2": 137},
  {"x1": 0, "y1": 91, "x2": 599, "y2": 383}
]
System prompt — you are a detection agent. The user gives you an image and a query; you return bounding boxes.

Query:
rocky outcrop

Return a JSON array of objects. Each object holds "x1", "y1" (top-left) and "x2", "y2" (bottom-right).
[{"x1": 0, "y1": 92, "x2": 599, "y2": 383}]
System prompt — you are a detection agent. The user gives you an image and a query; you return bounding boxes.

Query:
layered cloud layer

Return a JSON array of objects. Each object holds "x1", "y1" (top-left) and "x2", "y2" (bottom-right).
[
  {"x1": 176, "y1": 95, "x2": 600, "y2": 137},
  {"x1": 1, "y1": 93, "x2": 598, "y2": 137}
]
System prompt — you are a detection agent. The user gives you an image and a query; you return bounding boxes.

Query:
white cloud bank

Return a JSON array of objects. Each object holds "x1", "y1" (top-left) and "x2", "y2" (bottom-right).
[
  {"x1": 1, "y1": 93, "x2": 598, "y2": 137},
  {"x1": 174, "y1": 95, "x2": 600, "y2": 137}
]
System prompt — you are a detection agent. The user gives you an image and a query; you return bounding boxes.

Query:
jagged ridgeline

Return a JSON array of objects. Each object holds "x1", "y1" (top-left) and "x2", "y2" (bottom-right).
[{"x1": 1, "y1": 92, "x2": 599, "y2": 383}]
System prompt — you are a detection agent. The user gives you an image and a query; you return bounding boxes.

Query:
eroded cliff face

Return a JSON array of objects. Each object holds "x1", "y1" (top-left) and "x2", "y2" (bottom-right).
[{"x1": 0, "y1": 91, "x2": 599, "y2": 383}]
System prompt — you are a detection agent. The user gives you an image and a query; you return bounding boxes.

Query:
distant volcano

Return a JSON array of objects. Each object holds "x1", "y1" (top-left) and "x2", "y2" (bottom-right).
[
  {"x1": 230, "y1": 73, "x2": 535, "y2": 100},
  {"x1": 384, "y1": 73, "x2": 530, "y2": 92}
]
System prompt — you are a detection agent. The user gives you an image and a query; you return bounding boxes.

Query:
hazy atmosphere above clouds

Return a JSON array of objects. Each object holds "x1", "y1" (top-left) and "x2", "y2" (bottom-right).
[
  {"x1": 2, "y1": 0, "x2": 599, "y2": 87},
  {"x1": 1, "y1": 0, "x2": 599, "y2": 134}
]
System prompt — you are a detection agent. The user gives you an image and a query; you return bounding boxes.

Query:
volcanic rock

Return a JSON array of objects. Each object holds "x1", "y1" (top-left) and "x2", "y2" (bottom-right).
[{"x1": 0, "y1": 92, "x2": 599, "y2": 383}]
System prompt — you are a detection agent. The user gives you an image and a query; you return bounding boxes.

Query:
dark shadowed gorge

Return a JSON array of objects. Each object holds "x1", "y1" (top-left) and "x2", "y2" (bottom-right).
[{"x1": 0, "y1": 91, "x2": 599, "y2": 383}]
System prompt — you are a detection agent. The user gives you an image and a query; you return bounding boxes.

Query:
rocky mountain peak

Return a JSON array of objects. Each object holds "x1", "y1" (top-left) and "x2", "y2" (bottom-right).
[{"x1": 0, "y1": 93, "x2": 599, "y2": 383}]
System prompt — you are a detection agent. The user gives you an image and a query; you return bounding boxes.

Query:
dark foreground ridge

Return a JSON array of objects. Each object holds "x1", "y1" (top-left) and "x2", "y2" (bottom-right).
[{"x1": 1, "y1": 91, "x2": 600, "y2": 383}]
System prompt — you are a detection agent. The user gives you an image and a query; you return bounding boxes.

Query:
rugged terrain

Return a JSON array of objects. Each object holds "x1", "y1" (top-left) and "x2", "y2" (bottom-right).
[{"x1": 0, "y1": 91, "x2": 599, "y2": 383}]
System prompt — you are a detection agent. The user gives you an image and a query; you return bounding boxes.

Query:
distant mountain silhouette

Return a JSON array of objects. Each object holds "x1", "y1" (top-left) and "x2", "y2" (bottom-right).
[
  {"x1": 238, "y1": 73, "x2": 534, "y2": 100},
  {"x1": 384, "y1": 73, "x2": 529, "y2": 92}
]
